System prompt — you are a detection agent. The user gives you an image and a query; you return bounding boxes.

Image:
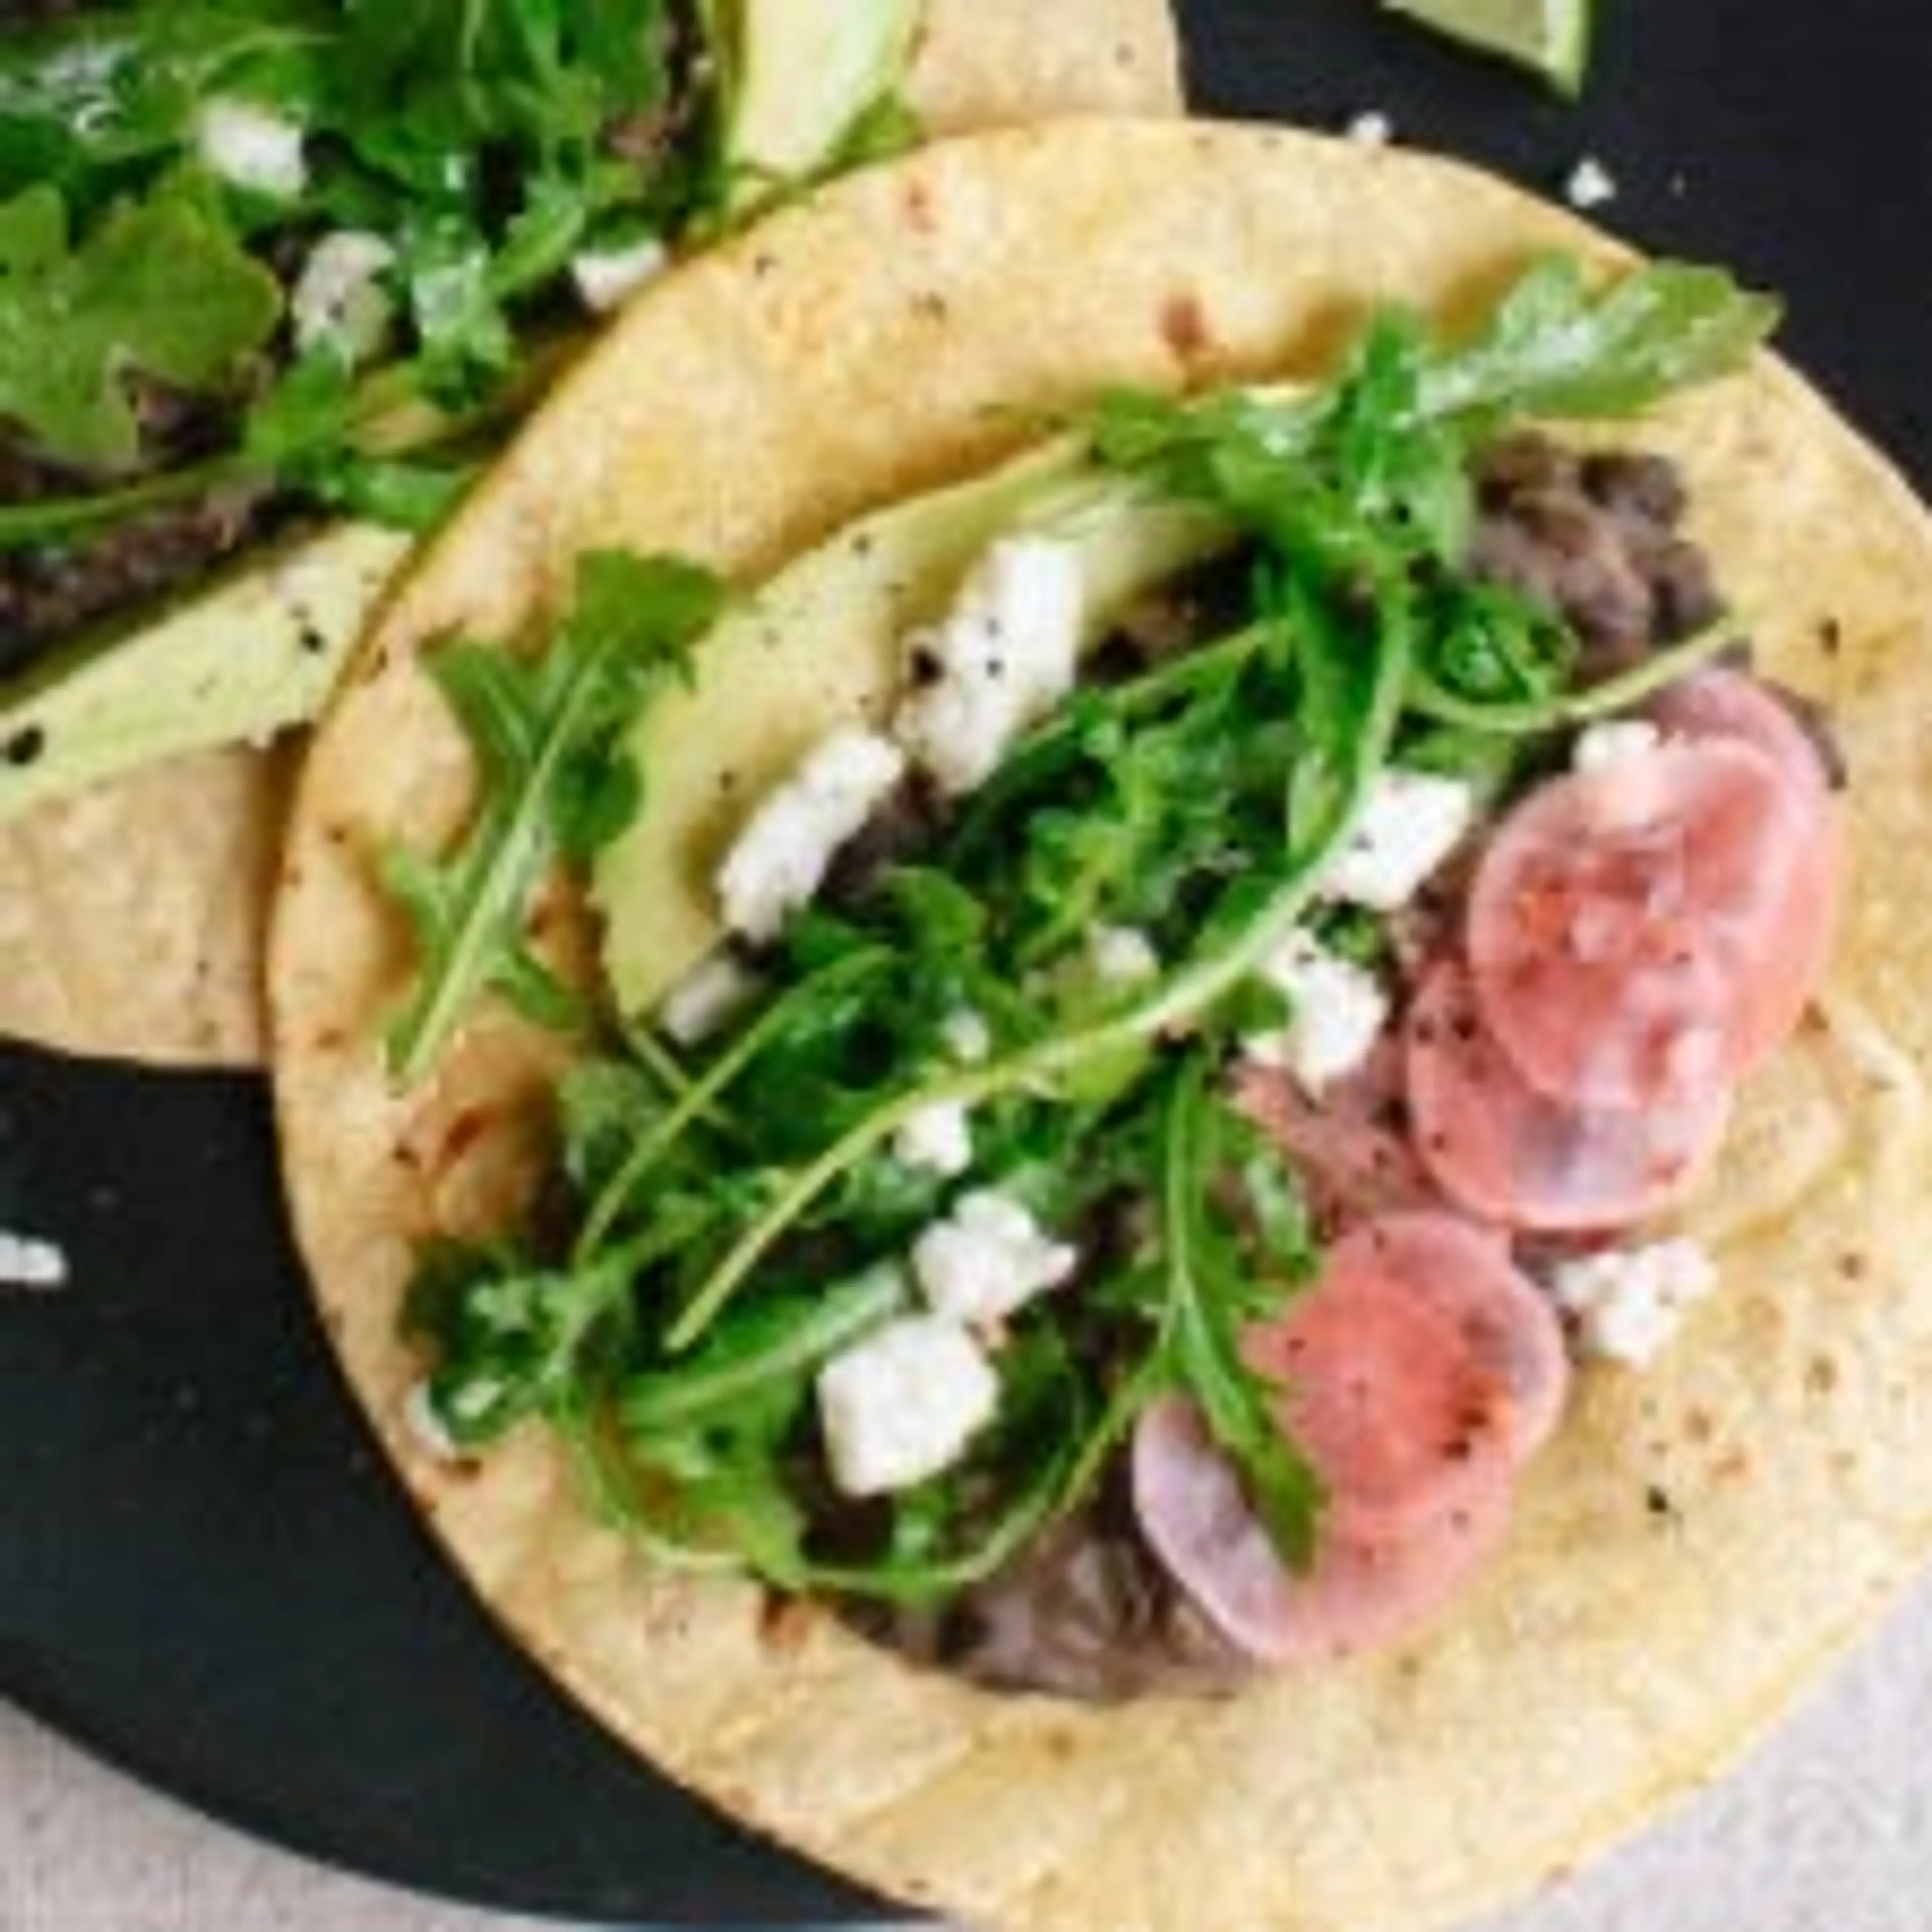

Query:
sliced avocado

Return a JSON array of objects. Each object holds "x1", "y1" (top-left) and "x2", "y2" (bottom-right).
[
  {"x1": 594, "y1": 439, "x2": 1234, "y2": 1020},
  {"x1": 709, "y1": 0, "x2": 921, "y2": 209},
  {"x1": 0, "y1": 522, "x2": 411, "y2": 824}
]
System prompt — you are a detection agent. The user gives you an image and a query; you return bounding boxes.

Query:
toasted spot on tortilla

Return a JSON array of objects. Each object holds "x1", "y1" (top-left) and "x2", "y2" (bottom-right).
[
  {"x1": 902, "y1": 177, "x2": 938, "y2": 233},
  {"x1": 1806, "y1": 1355, "x2": 1841, "y2": 1397},
  {"x1": 1159, "y1": 290, "x2": 1212, "y2": 363},
  {"x1": 760, "y1": 1594, "x2": 820, "y2": 1655}
]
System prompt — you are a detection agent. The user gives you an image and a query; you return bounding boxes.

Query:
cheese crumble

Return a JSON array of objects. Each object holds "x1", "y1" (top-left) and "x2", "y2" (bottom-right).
[{"x1": 1550, "y1": 1238, "x2": 1718, "y2": 1366}]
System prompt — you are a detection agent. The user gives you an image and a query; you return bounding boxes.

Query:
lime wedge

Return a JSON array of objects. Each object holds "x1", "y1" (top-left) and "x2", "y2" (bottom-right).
[{"x1": 1383, "y1": 0, "x2": 1594, "y2": 95}]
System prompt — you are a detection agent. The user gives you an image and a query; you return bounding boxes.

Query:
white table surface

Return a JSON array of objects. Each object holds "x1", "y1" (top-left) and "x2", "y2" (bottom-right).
[{"x1": 6, "y1": 1564, "x2": 1930, "y2": 1932}]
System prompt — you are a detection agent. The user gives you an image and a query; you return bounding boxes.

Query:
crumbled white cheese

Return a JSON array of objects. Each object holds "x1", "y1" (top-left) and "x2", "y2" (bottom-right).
[
  {"x1": 0, "y1": 1230, "x2": 67, "y2": 1292},
  {"x1": 893, "y1": 1099, "x2": 975, "y2": 1178},
  {"x1": 570, "y1": 234, "x2": 669, "y2": 313},
  {"x1": 402, "y1": 1381, "x2": 463, "y2": 1463},
  {"x1": 1245, "y1": 931, "x2": 1390, "y2": 1092},
  {"x1": 1572, "y1": 718, "x2": 1663, "y2": 774},
  {"x1": 196, "y1": 98, "x2": 307, "y2": 199},
  {"x1": 1549, "y1": 1237, "x2": 1718, "y2": 1367},
  {"x1": 1321, "y1": 768, "x2": 1476, "y2": 911},
  {"x1": 816, "y1": 1312, "x2": 999, "y2": 1496},
  {"x1": 894, "y1": 537, "x2": 1084, "y2": 796},
  {"x1": 1345, "y1": 110, "x2": 1394, "y2": 146},
  {"x1": 291, "y1": 231, "x2": 397, "y2": 363},
  {"x1": 941, "y1": 1008, "x2": 992, "y2": 1063},
  {"x1": 1566, "y1": 155, "x2": 1619, "y2": 211},
  {"x1": 659, "y1": 950, "x2": 760, "y2": 1046},
  {"x1": 1088, "y1": 923, "x2": 1160, "y2": 985},
  {"x1": 910, "y1": 1187, "x2": 1080, "y2": 1327},
  {"x1": 716, "y1": 726, "x2": 907, "y2": 941}
]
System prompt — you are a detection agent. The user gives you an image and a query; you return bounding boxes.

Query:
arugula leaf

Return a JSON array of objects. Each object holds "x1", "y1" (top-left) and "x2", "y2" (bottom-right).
[
  {"x1": 0, "y1": 451, "x2": 257, "y2": 549},
  {"x1": 1417, "y1": 254, "x2": 1781, "y2": 425},
  {"x1": 334, "y1": 0, "x2": 670, "y2": 168},
  {"x1": 621, "y1": 1264, "x2": 906, "y2": 1434},
  {"x1": 1325, "y1": 308, "x2": 1473, "y2": 557},
  {"x1": 0, "y1": 184, "x2": 280, "y2": 465},
  {"x1": 408, "y1": 1238, "x2": 638, "y2": 1443},
  {"x1": 1087, "y1": 258, "x2": 1777, "y2": 540},
  {"x1": 1156, "y1": 1054, "x2": 1325, "y2": 1567},
  {"x1": 575, "y1": 945, "x2": 889, "y2": 1257},
  {"x1": 384, "y1": 549, "x2": 723, "y2": 1083},
  {"x1": 558, "y1": 1057, "x2": 677, "y2": 1197}
]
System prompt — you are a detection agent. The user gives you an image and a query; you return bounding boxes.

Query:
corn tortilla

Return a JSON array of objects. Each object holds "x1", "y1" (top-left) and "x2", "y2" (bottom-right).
[
  {"x1": 272, "y1": 121, "x2": 1932, "y2": 1931},
  {"x1": 0, "y1": 0, "x2": 1181, "y2": 1070}
]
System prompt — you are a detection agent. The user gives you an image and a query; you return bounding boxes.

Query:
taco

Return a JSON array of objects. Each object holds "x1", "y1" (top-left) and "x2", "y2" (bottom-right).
[
  {"x1": 0, "y1": 0, "x2": 1179, "y2": 1068},
  {"x1": 271, "y1": 121, "x2": 1932, "y2": 1932}
]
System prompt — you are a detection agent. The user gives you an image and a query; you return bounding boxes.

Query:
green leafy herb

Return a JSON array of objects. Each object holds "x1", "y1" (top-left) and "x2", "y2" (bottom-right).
[
  {"x1": 408, "y1": 1237, "x2": 639, "y2": 1443},
  {"x1": 1156, "y1": 1055, "x2": 1324, "y2": 1565},
  {"x1": 383, "y1": 549, "x2": 723, "y2": 1083},
  {"x1": 1418, "y1": 254, "x2": 1782, "y2": 425},
  {"x1": 620, "y1": 1264, "x2": 907, "y2": 1434},
  {"x1": 0, "y1": 183, "x2": 280, "y2": 465},
  {"x1": 0, "y1": 0, "x2": 926, "y2": 590},
  {"x1": 330, "y1": 0, "x2": 671, "y2": 177},
  {"x1": 1088, "y1": 258, "x2": 1777, "y2": 522}
]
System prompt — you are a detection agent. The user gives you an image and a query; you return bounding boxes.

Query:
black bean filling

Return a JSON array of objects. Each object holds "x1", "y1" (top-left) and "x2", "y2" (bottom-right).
[
  {"x1": 845, "y1": 1465, "x2": 1254, "y2": 1702},
  {"x1": 820, "y1": 772, "x2": 949, "y2": 909},
  {"x1": 1468, "y1": 432, "x2": 1722, "y2": 676},
  {"x1": 0, "y1": 475, "x2": 299, "y2": 677}
]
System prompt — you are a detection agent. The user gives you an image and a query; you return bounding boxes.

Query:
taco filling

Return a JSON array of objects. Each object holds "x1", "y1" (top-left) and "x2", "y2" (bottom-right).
[
  {"x1": 376, "y1": 254, "x2": 1841, "y2": 1702},
  {"x1": 0, "y1": 0, "x2": 922, "y2": 671}
]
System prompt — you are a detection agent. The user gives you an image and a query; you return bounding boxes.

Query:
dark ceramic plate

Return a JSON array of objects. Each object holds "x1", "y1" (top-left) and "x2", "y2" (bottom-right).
[{"x1": 3, "y1": 0, "x2": 1928, "y2": 1920}]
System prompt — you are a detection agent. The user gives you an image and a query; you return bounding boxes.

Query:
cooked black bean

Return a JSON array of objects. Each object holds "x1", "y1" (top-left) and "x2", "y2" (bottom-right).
[
  {"x1": 1470, "y1": 432, "x2": 1722, "y2": 674},
  {"x1": 1474, "y1": 430, "x2": 1580, "y2": 504},
  {"x1": 819, "y1": 773, "x2": 948, "y2": 909},
  {"x1": 1579, "y1": 449, "x2": 1688, "y2": 527},
  {"x1": 0, "y1": 482, "x2": 294, "y2": 676},
  {"x1": 851, "y1": 1462, "x2": 1256, "y2": 1702}
]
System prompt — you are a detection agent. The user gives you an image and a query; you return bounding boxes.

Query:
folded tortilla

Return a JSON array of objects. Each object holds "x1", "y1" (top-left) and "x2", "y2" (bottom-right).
[
  {"x1": 0, "y1": 0, "x2": 1181, "y2": 1071},
  {"x1": 271, "y1": 121, "x2": 1932, "y2": 1932}
]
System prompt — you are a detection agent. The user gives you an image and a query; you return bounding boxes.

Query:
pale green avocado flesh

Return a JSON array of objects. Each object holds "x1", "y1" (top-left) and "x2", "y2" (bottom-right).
[
  {"x1": 0, "y1": 523, "x2": 410, "y2": 825},
  {"x1": 594, "y1": 438, "x2": 1235, "y2": 1020},
  {"x1": 711, "y1": 0, "x2": 922, "y2": 204}
]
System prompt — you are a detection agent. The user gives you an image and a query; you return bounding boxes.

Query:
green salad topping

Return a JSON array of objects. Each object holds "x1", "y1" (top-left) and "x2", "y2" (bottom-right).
[
  {"x1": 394, "y1": 256, "x2": 1774, "y2": 1603},
  {"x1": 0, "y1": 0, "x2": 919, "y2": 551}
]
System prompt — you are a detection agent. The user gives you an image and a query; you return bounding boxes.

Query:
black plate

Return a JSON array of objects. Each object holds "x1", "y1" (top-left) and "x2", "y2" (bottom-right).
[{"x1": 4, "y1": 1, "x2": 1928, "y2": 1921}]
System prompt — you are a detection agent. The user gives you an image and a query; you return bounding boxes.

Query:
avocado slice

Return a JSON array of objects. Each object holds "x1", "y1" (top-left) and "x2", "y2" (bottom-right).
[
  {"x1": 0, "y1": 522, "x2": 410, "y2": 824},
  {"x1": 708, "y1": 0, "x2": 922, "y2": 211},
  {"x1": 594, "y1": 439, "x2": 1234, "y2": 1019}
]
